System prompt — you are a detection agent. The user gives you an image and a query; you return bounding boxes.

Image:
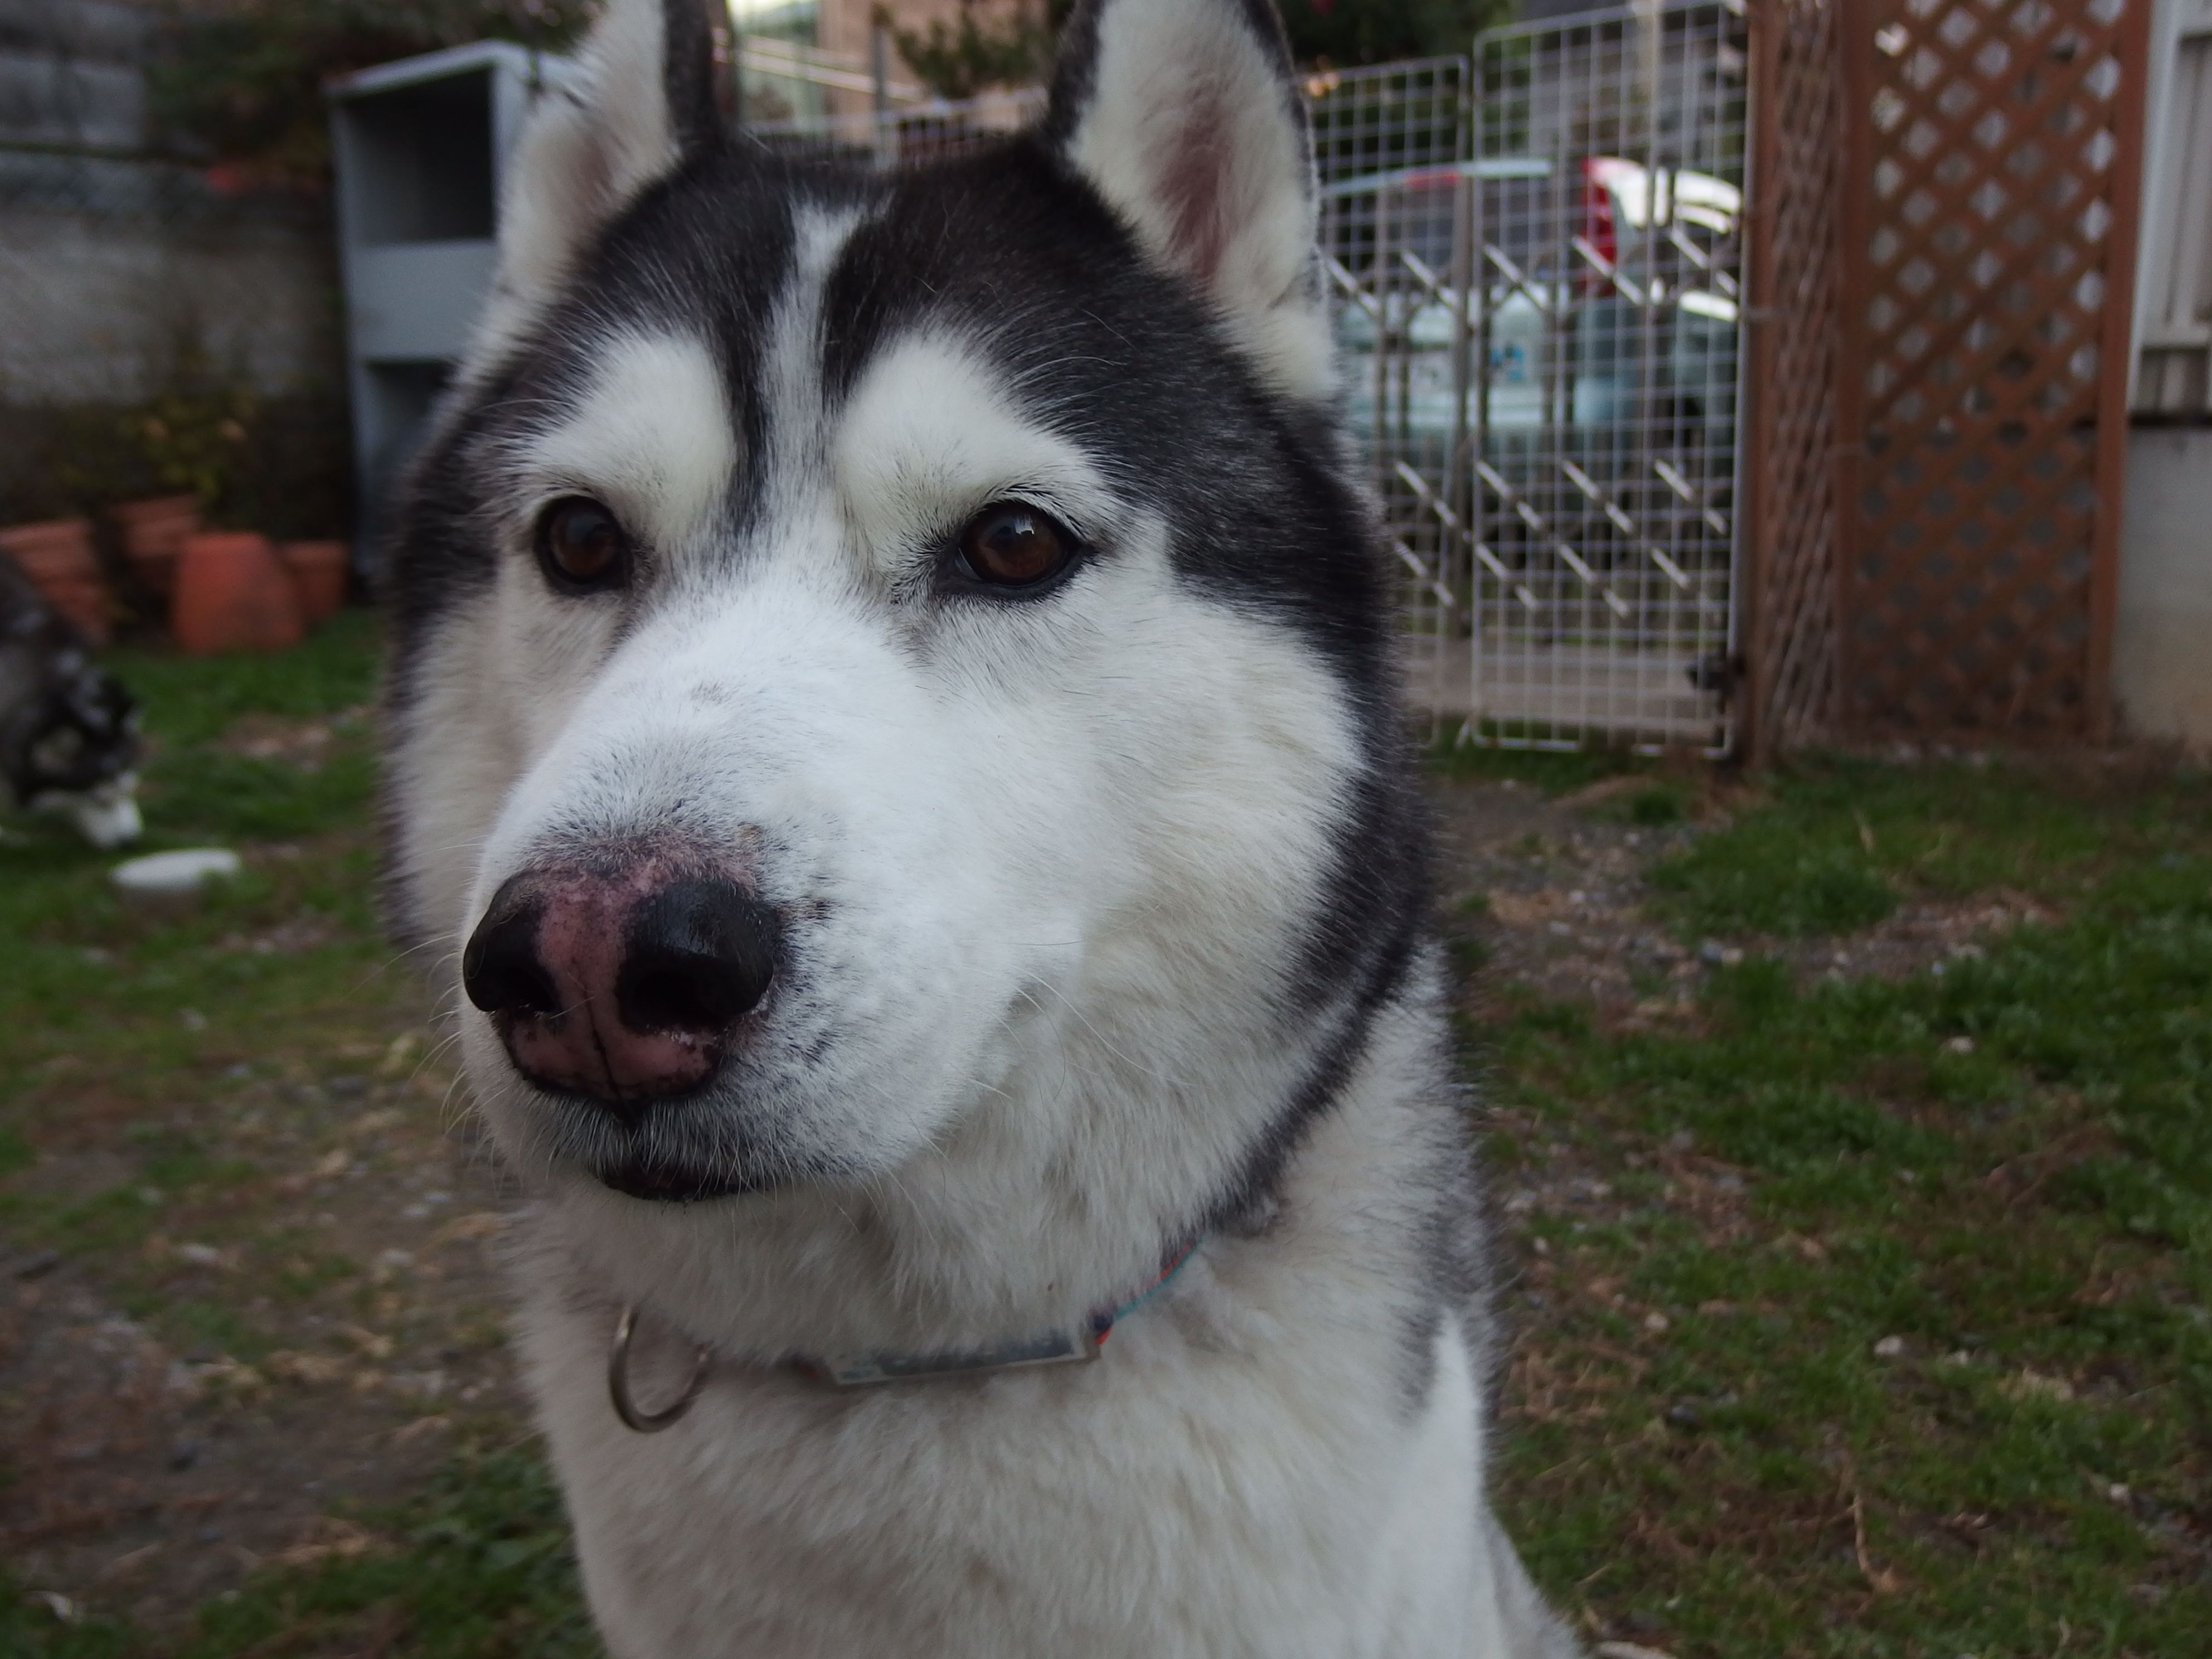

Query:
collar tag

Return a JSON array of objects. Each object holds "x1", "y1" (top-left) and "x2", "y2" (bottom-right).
[{"x1": 806, "y1": 1321, "x2": 1102, "y2": 1388}]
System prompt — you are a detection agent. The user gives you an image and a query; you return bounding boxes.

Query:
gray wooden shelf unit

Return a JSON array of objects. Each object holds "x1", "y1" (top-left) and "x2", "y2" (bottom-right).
[{"x1": 327, "y1": 41, "x2": 580, "y2": 548}]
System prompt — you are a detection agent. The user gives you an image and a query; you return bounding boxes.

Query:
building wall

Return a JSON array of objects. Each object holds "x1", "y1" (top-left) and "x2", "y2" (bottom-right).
[
  {"x1": 816, "y1": 0, "x2": 980, "y2": 67},
  {"x1": 0, "y1": 0, "x2": 339, "y2": 406},
  {"x1": 0, "y1": 0, "x2": 147, "y2": 148},
  {"x1": 2114, "y1": 426, "x2": 2212, "y2": 748},
  {"x1": 2112, "y1": 0, "x2": 2212, "y2": 748},
  {"x1": 736, "y1": 0, "x2": 1038, "y2": 129},
  {"x1": 0, "y1": 191, "x2": 338, "y2": 405},
  {"x1": 0, "y1": 0, "x2": 346, "y2": 532}
]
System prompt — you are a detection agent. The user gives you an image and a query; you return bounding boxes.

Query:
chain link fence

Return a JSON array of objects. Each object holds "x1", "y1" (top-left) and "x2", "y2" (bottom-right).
[
  {"x1": 0, "y1": 141, "x2": 324, "y2": 225},
  {"x1": 743, "y1": 86, "x2": 1045, "y2": 164},
  {"x1": 1314, "y1": 4, "x2": 1750, "y2": 753}
]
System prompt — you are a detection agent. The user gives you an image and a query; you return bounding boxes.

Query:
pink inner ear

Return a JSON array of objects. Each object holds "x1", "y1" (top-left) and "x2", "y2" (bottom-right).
[{"x1": 1157, "y1": 85, "x2": 1235, "y2": 289}]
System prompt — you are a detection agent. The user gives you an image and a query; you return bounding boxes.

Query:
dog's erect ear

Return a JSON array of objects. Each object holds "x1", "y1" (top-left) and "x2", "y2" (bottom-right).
[
  {"x1": 475, "y1": 0, "x2": 718, "y2": 358},
  {"x1": 1046, "y1": 0, "x2": 1328, "y2": 399}
]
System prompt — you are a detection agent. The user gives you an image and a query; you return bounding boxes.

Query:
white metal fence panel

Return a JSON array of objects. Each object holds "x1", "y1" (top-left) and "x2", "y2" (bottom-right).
[
  {"x1": 1307, "y1": 7, "x2": 1750, "y2": 751},
  {"x1": 1466, "y1": 0, "x2": 1750, "y2": 751},
  {"x1": 1308, "y1": 56, "x2": 1474, "y2": 726}
]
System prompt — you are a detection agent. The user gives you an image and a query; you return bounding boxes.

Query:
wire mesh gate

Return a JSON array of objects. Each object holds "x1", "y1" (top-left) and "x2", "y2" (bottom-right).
[
  {"x1": 1314, "y1": 4, "x2": 1753, "y2": 752},
  {"x1": 1309, "y1": 57, "x2": 1474, "y2": 724}
]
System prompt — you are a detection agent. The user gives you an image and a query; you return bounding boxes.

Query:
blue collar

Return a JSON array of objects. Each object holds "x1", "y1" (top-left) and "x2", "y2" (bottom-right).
[
  {"x1": 608, "y1": 1236, "x2": 1206, "y2": 1429},
  {"x1": 799, "y1": 1234, "x2": 1204, "y2": 1388}
]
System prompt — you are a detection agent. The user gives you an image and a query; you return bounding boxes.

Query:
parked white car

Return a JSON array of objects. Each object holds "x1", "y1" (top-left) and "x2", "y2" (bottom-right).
[{"x1": 1331, "y1": 155, "x2": 1741, "y2": 450}]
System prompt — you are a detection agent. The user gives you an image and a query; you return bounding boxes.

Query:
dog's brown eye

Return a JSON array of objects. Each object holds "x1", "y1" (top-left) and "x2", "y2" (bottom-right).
[
  {"x1": 955, "y1": 503, "x2": 1076, "y2": 590},
  {"x1": 536, "y1": 497, "x2": 630, "y2": 591}
]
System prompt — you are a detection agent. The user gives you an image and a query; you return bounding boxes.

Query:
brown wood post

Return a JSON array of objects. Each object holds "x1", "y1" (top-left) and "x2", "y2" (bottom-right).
[
  {"x1": 1726, "y1": 0, "x2": 1850, "y2": 761},
  {"x1": 1832, "y1": 0, "x2": 1874, "y2": 742},
  {"x1": 2088, "y1": 0, "x2": 2157, "y2": 742},
  {"x1": 1738, "y1": 0, "x2": 1782, "y2": 767}
]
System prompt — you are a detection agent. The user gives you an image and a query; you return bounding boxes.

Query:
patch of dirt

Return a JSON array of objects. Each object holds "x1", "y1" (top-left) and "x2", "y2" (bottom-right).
[
  {"x1": 1430, "y1": 774, "x2": 1705, "y2": 1020},
  {"x1": 216, "y1": 708, "x2": 371, "y2": 773},
  {"x1": 0, "y1": 1052, "x2": 531, "y2": 1633},
  {"x1": 1427, "y1": 775, "x2": 2061, "y2": 1029},
  {"x1": 214, "y1": 914, "x2": 342, "y2": 957},
  {"x1": 1781, "y1": 891, "x2": 2061, "y2": 986}
]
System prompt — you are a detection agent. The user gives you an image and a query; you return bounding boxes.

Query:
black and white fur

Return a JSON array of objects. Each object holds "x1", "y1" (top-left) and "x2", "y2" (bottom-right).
[
  {"x1": 381, "y1": 1, "x2": 1576, "y2": 1652},
  {"x1": 0, "y1": 550, "x2": 140, "y2": 848}
]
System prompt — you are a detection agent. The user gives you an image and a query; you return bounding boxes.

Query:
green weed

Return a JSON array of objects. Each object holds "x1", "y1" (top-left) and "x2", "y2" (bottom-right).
[
  {"x1": 0, "y1": 1585, "x2": 139, "y2": 1659},
  {"x1": 175, "y1": 1438, "x2": 598, "y2": 1659},
  {"x1": 3, "y1": 1439, "x2": 599, "y2": 1659},
  {"x1": 0, "y1": 617, "x2": 389, "y2": 1112},
  {"x1": 104, "y1": 613, "x2": 380, "y2": 749},
  {"x1": 1623, "y1": 783, "x2": 1689, "y2": 826}
]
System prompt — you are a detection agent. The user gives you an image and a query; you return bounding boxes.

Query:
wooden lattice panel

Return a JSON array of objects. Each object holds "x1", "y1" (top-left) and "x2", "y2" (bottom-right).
[
  {"x1": 1742, "y1": 0, "x2": 1844, "y2": 762},
  {"x1": 1836, "y1": 0, "x2": 2151, "y2": 737}
]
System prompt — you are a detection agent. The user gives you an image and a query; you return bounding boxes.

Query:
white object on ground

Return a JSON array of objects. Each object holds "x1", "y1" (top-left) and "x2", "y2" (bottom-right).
[{"x1": 110, "y1": 847, "x2": 242, "y2": 899}]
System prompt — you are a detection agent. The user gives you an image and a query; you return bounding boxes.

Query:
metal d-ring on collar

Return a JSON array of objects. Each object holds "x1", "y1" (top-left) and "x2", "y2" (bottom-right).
[{"x1": 609, "y1": 1303, "x2": 713, "y2": 1433}]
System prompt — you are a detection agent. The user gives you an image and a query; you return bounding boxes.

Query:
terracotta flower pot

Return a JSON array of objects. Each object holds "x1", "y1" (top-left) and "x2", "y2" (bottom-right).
[
  {"x1": 0, "y1": 518, "x2": 110, "y2": 643},
  {"x1": 172, "y1": 532, "x2": 303, "y2": 654},
  {"x1": 278, "y1": 539, "x2": 349, "y2": 624},
  {"x1": 108, "y1": 494, "x2": 201, "y2": 595}
]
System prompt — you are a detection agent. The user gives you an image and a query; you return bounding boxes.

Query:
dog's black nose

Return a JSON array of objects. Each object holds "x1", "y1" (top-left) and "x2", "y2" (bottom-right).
[
  {"x1": 462, "y1": 867, "x2": 778, "y2": 1105},
  {"x1": 462, "y1": 878, "x2": 557, "y2": 1018},
  {"x1": 615, "y1": 879, "x2": 779, "y2": 1036}
]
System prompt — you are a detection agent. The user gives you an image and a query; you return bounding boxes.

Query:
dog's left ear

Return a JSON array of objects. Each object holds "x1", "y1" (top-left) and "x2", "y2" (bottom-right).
[
  {"x1": 1046, "y1": 0, "x2": 1329, "y2": 400},
  {"x1": 472, "y1": 0, "x2": 719, "y2": 363}
]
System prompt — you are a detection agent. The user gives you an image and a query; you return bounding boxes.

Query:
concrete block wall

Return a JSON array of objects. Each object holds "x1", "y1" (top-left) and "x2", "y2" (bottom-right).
[
  {"x1": 0, "y1": 0, "x2": 149, "y2": 149},
  {"x1": 0, "y1": 191, "x2": 338, "y2": 405},
  {"x1": 0, "y1": 0, "x2": 340, "y2": 408}
]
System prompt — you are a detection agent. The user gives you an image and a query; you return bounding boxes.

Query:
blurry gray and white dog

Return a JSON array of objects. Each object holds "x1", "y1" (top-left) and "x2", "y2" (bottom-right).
[
  {"x1": 380, "y1": 0, "x2": 1576, "y2": 1652},
  {"x1": 0, "y1": 549, "x2": 141, "y2": 848}
]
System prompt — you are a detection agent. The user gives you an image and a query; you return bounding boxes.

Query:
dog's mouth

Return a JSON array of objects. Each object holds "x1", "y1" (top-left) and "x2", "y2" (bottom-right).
[{"x1": 593, "y1": 1156, "x2": 759, "y2": 1204}]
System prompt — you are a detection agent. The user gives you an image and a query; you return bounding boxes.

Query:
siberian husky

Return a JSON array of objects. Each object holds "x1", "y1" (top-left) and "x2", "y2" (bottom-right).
[
  {"x1": 381, "y1": 0, "x2": 1576, "y2": 1652},
  {"x1": 0, "y1": 549, "x2": 140, "y2": 848}
]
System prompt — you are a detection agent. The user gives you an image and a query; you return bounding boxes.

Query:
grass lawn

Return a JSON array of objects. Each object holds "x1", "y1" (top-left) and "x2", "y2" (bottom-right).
[
  {"x1": 1476, "y1": 757, "x2": 2212, "y2": 1657},
  {"x1": 0, "y1": 617, "x2": 586, "y2": 1657},
  {"x1": 3, "y1": 623, "x2": 2206, "y2": 1656}
]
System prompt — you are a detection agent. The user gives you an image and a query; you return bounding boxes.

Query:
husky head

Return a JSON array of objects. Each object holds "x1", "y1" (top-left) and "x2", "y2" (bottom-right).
[
  {"x1": 1, "y1": 559, "x2": 142, "y2": 849},
  {"x1": 384, "y1": 0, "x2": 1425, "y2": 1350}
]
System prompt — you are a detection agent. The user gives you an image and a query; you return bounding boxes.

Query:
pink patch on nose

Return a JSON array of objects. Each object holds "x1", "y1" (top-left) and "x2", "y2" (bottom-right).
[{"x1": 494, "y1": 861, "x2": 720, "y2": 1102}]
